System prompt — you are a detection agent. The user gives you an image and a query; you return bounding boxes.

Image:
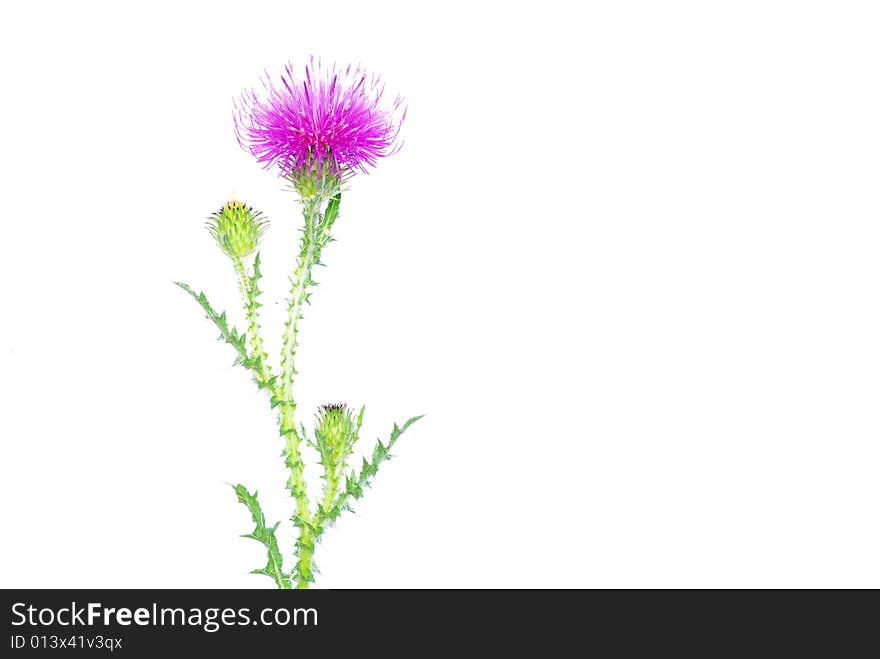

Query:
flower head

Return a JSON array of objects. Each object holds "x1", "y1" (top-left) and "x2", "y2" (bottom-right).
[
  {"x1": 234, "y1": 57, "x2": 405, "y2": 179},
  {"x1": 206, "y1": 200, "x2": 268, "y2": 260}
]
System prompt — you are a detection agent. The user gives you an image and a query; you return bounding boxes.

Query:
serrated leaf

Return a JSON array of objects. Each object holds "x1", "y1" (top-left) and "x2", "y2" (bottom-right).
[
  {"x1": 175, "y1": 281, "x2": 274, "y2": 392},
  {"x1": 323, "y1": 194, "x2": 341, "y2": 228},
  {"x1": 372, "y1": 440, "x2": 388, "y2": 465},
  {"x1": 233, "y1": 484, "x2": 291, "y2": 589}
]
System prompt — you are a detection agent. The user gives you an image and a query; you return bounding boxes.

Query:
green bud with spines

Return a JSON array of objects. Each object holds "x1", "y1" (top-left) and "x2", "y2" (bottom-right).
[
  {"x1": 290, "y1": 164, "x2": 343, "y2": 202},
  {"x1": 315, "y1": 403, "x2": 359, "y2": 468},
  {"x1": 206, "y1": 200, "x2": 268, "y2": 260}
]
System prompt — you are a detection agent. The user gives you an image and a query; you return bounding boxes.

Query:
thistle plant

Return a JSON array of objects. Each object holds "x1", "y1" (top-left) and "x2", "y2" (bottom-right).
[{"x1": 176, "y1": 58, "x2": 420, "y2": 589}]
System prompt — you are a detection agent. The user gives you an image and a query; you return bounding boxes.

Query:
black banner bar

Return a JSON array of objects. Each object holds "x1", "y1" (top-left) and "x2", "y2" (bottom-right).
[{"x1": 1, "y1": 589, "x2": 874, "y2": 655}]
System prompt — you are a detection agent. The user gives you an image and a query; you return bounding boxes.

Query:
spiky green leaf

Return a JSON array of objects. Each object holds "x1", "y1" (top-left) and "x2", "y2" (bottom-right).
[
  {"x1": 323, "y1": 194, "x2": 341, "y2": 228},
  {"x1": 176, "y1": 281, "x2": 275, "y2": 393},
  {"x1": 232, "y1": 484, "x2": 291, "y2": 589}
]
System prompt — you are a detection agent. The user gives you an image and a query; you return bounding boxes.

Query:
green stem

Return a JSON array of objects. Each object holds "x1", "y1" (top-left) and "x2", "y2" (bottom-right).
[
  {"x1": 275, "y1": 190, "x2": 341, "y2": 588},
  {"x1": 279, "y1": 200, "x2": 320, "y2": 411},
  {"x1": 320, "y1": 467, "x2": 342, "y2": 522},
  {"x1": 278, "y1": 195, "x2": 331, "y2": 588},
  {"x1": 233, "y1": 257, "x2": 273, "y2": 387}
]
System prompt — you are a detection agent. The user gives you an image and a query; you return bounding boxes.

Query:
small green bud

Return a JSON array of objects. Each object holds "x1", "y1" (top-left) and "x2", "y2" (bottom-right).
[
  {"x1": 206, "y1": 200, "x2": 268, "y2": 260},
  {"x1": 315, "y1": 403, "x2": 358, "y2": 465}
]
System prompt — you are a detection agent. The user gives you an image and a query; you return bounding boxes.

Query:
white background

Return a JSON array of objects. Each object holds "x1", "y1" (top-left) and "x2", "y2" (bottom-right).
[{"x1": 1, "y1": 1, "x2": 879, "y2": 588}]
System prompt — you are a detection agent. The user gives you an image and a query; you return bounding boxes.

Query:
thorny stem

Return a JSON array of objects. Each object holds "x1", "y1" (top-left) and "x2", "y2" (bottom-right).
[
  {"x1": 320, "y1": 466, "x2": 342, "y2": 527},
  {"x1": 279, "y1": 194, "x2": 336, "y2": 588},
  {"x1": 233, "y1": 257, "x2": 273, "y2": 387}
]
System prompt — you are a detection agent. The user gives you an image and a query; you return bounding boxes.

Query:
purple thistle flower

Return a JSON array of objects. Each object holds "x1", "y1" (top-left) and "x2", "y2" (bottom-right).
[{"x1": 234, "y1": 57, "x2": 405, "y2": 178}]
